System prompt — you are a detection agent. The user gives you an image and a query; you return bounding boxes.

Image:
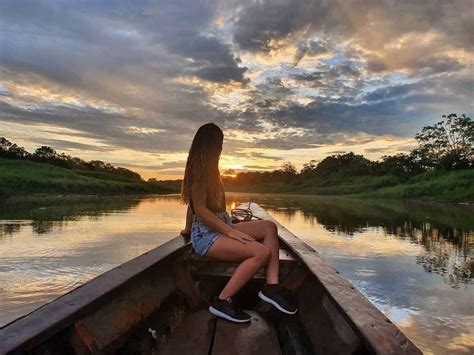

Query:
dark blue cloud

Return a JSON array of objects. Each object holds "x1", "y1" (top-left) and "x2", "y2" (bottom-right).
[{"x1": 0, "y1": 0, "x2": 246, "y2": 85}]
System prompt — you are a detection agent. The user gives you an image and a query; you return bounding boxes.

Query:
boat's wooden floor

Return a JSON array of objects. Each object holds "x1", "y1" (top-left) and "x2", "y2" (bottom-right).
[{"x1": 158, "y1": 309, "x2": 282, "y2": 355}]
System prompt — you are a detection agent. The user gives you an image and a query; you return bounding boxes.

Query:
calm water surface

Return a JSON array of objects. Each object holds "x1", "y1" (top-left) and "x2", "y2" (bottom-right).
[{"x1": 0, "y1": 193, "x2": 472, "y2": 354}]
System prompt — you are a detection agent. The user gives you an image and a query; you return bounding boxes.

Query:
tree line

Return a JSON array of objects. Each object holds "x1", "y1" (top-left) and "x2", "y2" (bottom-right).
[
  {"x1": 1, "y1": 113, "x2": 472, "y2": 186},
  {"x1": 0, "y1": 139, "x2": 141, "y2": 181},
  {"x1": 223, "y1": 113, "x2": 473, "y2": 186}
]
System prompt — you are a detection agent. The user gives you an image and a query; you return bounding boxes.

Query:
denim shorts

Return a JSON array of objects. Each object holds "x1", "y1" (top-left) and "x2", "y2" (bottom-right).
[{"x1": 191, "y1": 211, "x2": 234, "y2": 256}]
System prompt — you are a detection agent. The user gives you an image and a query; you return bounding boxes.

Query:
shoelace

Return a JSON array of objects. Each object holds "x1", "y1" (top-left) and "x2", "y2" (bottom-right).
[{"x1": 224, "y1": 297, "x2": 247, "y2": 314}]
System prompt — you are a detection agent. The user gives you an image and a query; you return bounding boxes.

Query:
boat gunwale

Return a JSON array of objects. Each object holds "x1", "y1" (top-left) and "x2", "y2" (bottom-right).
[
  {"x1": 241, "y1": 203, "x2": 421, "y2": 355},
  {"x1": 0, "y1": 235, "x2": 190, "y2": 354}
]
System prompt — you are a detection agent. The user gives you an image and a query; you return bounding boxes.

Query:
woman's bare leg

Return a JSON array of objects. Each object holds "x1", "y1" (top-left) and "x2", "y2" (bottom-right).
[
  {"x1": 233, "y1": 220, "x2": 280, "y2": 284},
  {"x1": 206, "y1": 237, "x2": 271, "y2": 299}
]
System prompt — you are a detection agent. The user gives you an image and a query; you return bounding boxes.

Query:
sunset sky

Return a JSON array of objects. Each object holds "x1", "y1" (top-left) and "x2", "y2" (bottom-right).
[{"x1": 1, "y1": 0, "x2": 473, "y2": 179}]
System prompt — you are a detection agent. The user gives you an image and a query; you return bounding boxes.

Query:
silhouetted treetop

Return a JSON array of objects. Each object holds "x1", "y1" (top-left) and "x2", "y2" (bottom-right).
[{"x1": 414, "y1": 113, "x2": 473, "y2": 170}]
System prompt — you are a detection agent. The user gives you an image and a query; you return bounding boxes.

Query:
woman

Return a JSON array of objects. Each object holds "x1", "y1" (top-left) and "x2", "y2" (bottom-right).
[{"x1": 181, "y1": 122, "x2": 297, "y2": 323}]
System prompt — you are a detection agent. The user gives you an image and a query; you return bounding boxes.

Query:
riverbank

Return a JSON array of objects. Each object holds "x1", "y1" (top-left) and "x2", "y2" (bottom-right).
[
  {"x1": 2, "y1": 158, "x2": 472, "y2": 203},
  {"x1": 224, "y1": 169, "x2": 474, "y2": 203},
  {"x1": 357, "y1": 169, "x2": 474, "y2": 202},
  {"x1": 0, "y1": 158, "x2": 178, "y2": 197}
]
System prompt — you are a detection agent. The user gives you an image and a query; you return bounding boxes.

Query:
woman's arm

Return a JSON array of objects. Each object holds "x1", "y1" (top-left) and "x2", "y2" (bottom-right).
[
  {"x1": 192, "y1": 183, "x2": 254, "y2": 244},
  {"x1": 180, "y1": 205, "x2": 193, "y2": 236},
  {"x1": 192, "y1": 183, "x2": 231, "y2": 234}
]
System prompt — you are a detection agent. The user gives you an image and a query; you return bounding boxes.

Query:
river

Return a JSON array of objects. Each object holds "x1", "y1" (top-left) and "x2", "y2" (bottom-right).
[{"x1": 0, "y1": 193, "x2": 472, "y2": 354}]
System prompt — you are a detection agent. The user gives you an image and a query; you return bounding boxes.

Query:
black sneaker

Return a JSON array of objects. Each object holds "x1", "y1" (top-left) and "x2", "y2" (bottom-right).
[
  {"x1": 209, "y1": 296, "x2": 251, "y2": 323},
  {"x1": 258, "y1": 284, "x2": 298, "y2": 314}
]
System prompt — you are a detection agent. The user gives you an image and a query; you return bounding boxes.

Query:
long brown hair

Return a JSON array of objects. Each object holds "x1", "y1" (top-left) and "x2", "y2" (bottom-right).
[{"x1": 181, "y1": 123, "x2": 224, "y2": 211}]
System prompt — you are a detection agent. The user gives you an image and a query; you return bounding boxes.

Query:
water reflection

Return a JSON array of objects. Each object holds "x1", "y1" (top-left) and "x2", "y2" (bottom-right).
[
  {"x1": 0, "y1": 195, "x2": 143, "y2": 237},
  {"x1": 227, "y1": 195, "x2": 473, "y2": 287},
  {"x1": 224, "y1": 194, "x2": 473, "y2": 354},
  {"x1": 0, "y1": 195, "x2": 186, "y2": 327},
  {"x1": 0, "y1": 194, "x2": 473, "y2": 354}
]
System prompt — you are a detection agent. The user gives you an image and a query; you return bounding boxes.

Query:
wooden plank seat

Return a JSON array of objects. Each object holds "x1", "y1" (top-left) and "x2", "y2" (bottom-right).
[{"x1": 189, "y1": 248, "x2": 298, "y2": 279}]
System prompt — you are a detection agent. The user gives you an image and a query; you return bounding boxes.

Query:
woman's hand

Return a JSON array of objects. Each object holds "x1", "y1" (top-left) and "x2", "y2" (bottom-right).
[{"x1": 225, "y1": 228, "x2": 255, "y2": 244}]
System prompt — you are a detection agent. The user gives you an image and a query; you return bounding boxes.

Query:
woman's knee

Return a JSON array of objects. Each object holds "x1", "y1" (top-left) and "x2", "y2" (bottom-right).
[
  {"x1": 264, "y1": 220, "x2": 278, "y2": 238},
  {"x1": 253, "y1": 244, "x2": 271, "y2": 264},
  {"x1": 264, "y1": 220, "x2": 277, "y2": 232}
]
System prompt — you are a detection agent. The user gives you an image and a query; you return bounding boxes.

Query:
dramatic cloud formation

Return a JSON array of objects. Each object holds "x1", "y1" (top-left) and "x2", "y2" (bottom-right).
[{"x1": 1, "y1": 0, "x2": 472, "y2": 178}]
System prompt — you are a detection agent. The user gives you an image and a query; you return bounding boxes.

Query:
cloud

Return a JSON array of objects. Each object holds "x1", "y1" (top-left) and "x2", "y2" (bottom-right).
[
  {"x1": 0, "y1": 99, "x2": 195, "y2": 153},
  {"x1": 243, "y1": 164, "x2": 282, "y2": 170},
  {"x1": 233, "y1": 0, "x2": 473, "y2": 74},
  {"x1": 249, "y1": 151, "x2": 284, "y2": 161},
  {"x1": 293, "y1": 39, "x2": 330, "y2": 66},
  {"x1": 27, "y1": 138, "x2": 116, "y2": 153},
  {"x1": 0, "y1": 0, "x2": 472, "y2": 177}
]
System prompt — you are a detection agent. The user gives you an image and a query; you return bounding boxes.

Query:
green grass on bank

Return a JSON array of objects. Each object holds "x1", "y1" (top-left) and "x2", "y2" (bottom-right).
[
  {"x1": 0, "y1": 158, "x2": 178, "y2": 196},
  {"x1": 358, "y1": 169, "x2": 474, "y2": 202},
  {"x1": 1, "y1": 157, "x2": 472, "y2": 202},
  {"x1": 288, "y1": 175, "x2": 400, "y2": 195},
  {"x1": 226, "y1": 169, "x2": 474, "y2": 203},
  {"x1": 226, "y1": 175, "x2": 400, "y2": 194}
]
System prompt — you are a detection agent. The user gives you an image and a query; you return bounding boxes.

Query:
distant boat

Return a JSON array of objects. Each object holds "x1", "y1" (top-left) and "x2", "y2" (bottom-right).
[{"x1": 0, "y1": 203, "x2": 421, "y2": 354}]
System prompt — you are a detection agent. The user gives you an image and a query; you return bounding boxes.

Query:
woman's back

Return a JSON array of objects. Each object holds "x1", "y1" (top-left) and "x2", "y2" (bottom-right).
[{"x1": 190, "y1": 182, "x2": 226, "y2": 215}]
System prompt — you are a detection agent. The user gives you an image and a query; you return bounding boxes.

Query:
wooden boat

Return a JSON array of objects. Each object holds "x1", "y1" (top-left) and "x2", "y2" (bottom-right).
[{"x1": 0, "y1": 203, "x2": 421, "y2": 355}]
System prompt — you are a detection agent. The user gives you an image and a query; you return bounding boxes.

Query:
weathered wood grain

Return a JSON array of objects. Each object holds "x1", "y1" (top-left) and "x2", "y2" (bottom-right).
[
  {"x1": 158, "y1": 310, "x2": 216, "y2": 355},
  {"x1": 212, "y1": 311, "x2": 282, "y2": 355}
]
